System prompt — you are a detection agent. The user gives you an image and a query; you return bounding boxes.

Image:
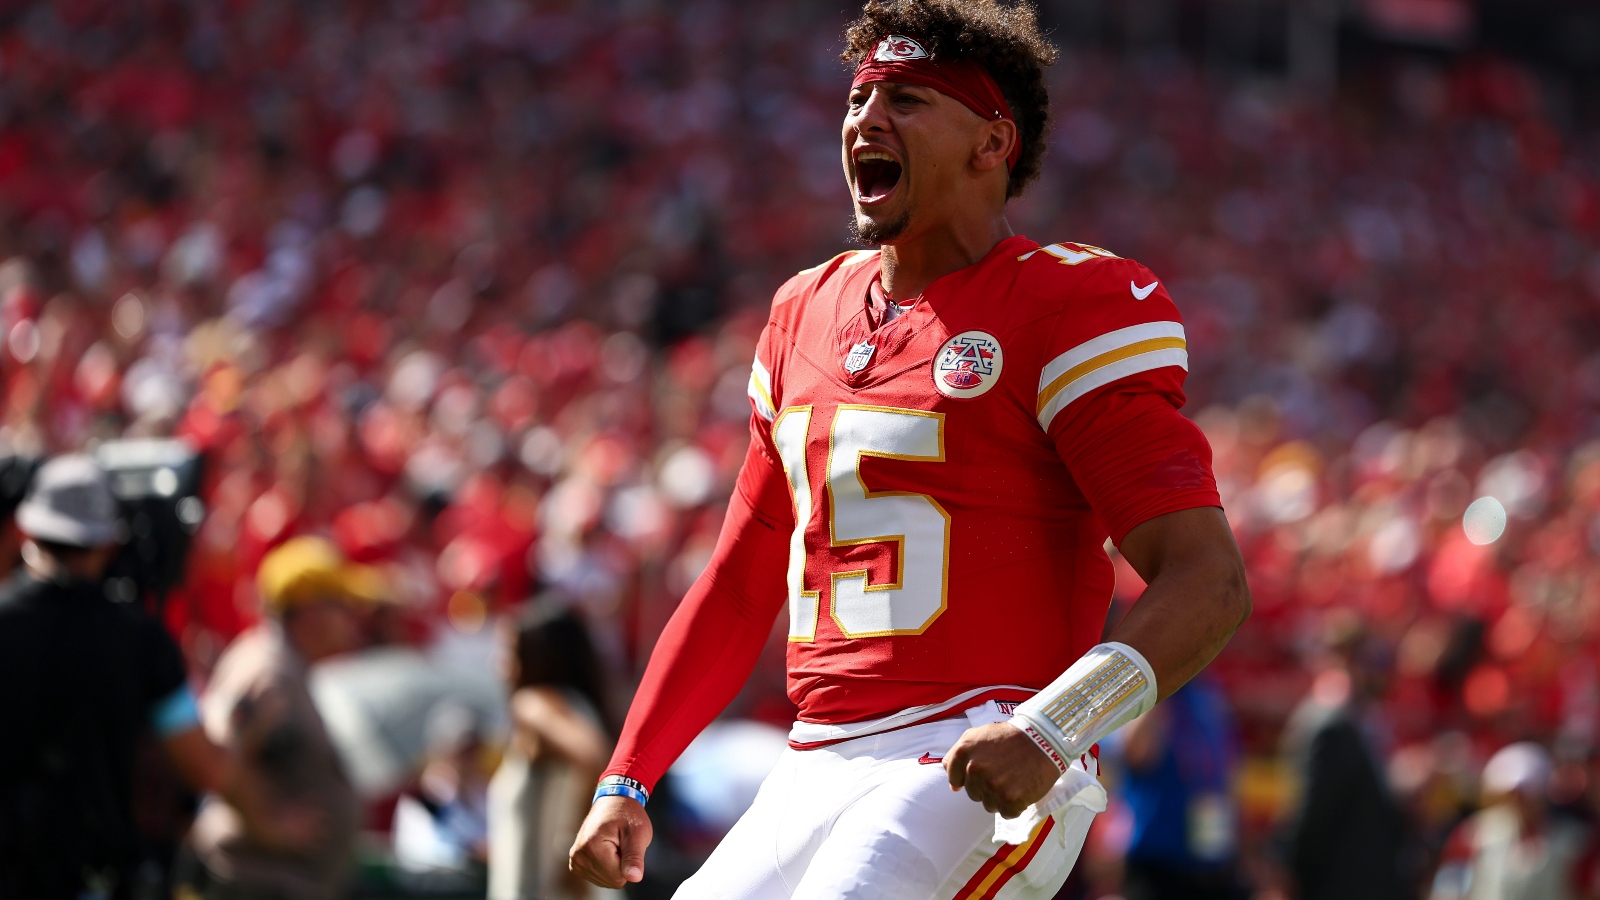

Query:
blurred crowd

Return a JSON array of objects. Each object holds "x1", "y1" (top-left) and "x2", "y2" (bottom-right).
[{"x1": 4, "y1": 0, "x2": 1600, "y2": 897}]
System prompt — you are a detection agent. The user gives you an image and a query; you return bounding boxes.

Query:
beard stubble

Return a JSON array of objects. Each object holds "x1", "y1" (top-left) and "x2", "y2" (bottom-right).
[{"x1": 849, "y1": 208, "x2": 911, "y2": 245}]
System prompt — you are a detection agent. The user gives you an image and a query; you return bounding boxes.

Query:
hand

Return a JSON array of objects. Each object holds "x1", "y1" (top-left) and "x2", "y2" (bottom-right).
[
  {"x1": 944, "y1": 722, "x2": 1061, "y2": 818},
  {"x1": 570, "y1": 795, "x2": 653, "y2": 889}
]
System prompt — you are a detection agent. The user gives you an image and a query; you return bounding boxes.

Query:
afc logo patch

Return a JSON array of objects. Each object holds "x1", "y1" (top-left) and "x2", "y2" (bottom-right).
[{"x1": 933, "y1": 330, "x2": 1004, "y2": 399}]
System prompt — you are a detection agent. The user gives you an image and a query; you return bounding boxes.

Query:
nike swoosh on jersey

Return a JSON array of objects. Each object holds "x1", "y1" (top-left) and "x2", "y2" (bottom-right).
[
  {"x1": 1130, "y1": 280, "x2": 1159, "y2": 300},
  {"x1": 917, "y1": 753, "x2": 943, "y2": 765}
]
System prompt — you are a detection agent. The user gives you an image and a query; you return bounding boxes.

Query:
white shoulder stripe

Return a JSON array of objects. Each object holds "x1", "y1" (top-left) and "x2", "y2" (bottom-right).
[
  {"x1": 1037, "y1": 321, "x2": 1185, "y2": 394},
  {"x1": 1036, "y1": 321, "x2": 1188, "y2": 432},
  {"x1": 1017, "y1": 242, "x2": 1120, "y2": 265},
  {"x1": 748, "y1": 356, "x2": 777, "y2": 422},
  {"x1": 1037, "y1": 349, "x2": 1188, "y2": 432}
]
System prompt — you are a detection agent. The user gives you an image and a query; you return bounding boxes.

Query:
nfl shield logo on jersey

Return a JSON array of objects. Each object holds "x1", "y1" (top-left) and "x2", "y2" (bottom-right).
[
  {"x1": 844, "y1": 340, "x2": 876, "y2": 374},
  {"x1": 933, "y1": 331, "x2": 1004, "y2": 399}
]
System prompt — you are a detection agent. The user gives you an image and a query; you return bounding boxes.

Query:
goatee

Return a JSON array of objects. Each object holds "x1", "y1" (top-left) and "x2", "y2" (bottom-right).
[{"x1": 849, "y1": 210, "x2": 910, "y2": 245}]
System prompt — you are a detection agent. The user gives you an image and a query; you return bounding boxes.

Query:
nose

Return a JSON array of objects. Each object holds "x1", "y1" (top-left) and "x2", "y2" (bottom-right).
[{"x1": 846, "y1": 83, "x2": 893, "y2": 139}]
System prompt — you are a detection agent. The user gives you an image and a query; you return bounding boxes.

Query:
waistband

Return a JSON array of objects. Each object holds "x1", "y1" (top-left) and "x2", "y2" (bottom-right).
[{"x1": 787, "y1": 686, "x2": 1037, "y2": 750}]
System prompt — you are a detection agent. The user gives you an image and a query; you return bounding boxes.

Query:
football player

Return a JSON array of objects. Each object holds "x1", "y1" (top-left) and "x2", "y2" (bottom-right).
[{"x1": 571, "y1": 1, "x2": 1252, "y2": 897}]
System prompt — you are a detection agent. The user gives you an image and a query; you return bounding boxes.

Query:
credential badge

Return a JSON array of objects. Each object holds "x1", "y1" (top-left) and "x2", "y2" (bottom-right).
[
  {"x1": 844, "y1": 340, "x2": 876, "y2": 374},
  {"x1": 933, "y1": 330, "x2": 1004, "y2": 399}
]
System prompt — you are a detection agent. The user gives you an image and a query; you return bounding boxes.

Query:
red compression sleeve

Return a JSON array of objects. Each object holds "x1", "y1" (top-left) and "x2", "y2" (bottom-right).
[{"x1": 601, "y1": 423, "x2": 793, "y2": 792}]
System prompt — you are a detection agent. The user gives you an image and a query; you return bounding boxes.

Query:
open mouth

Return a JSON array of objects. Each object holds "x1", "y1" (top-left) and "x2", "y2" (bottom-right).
[{"x1": 854, "y1": 150, "x2": 903, "y2": 204}]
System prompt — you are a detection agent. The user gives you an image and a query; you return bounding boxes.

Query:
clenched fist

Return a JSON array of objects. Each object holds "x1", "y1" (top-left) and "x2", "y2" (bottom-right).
[
  {"x1": 943, "y1": 722, "x2": 1061, "y2": 819},
  {"x1": 569, "y1": 795, "x2": 654, "y2": 889}
]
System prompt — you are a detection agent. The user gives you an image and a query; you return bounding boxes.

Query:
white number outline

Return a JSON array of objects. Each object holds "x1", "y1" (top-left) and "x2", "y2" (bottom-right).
[{"x1": 773, "y1": 406, "x2": 821, "y2": 642}]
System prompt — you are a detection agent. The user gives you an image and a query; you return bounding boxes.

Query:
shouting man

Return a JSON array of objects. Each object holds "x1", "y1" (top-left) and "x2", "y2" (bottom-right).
[{"x1": 572, "y1": 1, "x2": 1251, "y2": 897}]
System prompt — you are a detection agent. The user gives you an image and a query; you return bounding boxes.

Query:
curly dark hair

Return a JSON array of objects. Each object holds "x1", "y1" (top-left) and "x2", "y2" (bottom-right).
[{"x1": 842, "y1": 0, "x2": 1057, "y2": 199}]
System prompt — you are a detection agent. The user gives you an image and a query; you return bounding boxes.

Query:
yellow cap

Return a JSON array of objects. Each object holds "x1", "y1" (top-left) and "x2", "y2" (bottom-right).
[
  {"x1": 258, "y1": 536, "x2": 359, "y2": 613},
  {"x1": 342, "y1": 562, "x2": 399, "y2": 606}
]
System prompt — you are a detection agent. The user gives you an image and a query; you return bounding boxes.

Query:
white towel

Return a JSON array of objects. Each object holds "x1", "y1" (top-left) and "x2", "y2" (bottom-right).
[{"x1": 960, "y1": 701, "x2": 1110, "y2": 846}]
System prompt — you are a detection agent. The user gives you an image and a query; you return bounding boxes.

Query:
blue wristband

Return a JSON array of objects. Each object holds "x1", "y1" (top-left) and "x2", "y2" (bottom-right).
[
  {"x1": 593, "y1": 784, "x2": 648, "y2": 805},
  {"x1": 593, "y1": 775, "x2": 649, "y2": 807}
]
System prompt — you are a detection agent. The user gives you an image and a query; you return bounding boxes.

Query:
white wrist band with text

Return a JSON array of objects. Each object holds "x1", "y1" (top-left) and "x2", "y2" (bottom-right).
[{"x1": 1008, "y1": 641, "x2": 1158, "y2": 774}]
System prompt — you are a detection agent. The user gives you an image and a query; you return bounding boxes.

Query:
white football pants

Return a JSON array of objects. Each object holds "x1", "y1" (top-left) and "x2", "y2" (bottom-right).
[{"x1": 672, "y1": 715, "x2": 1098, "y2": 900}]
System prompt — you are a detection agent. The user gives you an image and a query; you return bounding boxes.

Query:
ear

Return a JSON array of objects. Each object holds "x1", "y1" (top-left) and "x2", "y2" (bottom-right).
[{"x1": 971, "y1": 118, "x2": 1018, "y2": 174}]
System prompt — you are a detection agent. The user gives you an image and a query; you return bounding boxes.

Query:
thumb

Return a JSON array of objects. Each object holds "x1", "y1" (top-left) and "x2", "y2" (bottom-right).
[
  {"x1": 945, "y1": 741, "x2": 969, "y2": 790},
  {"x1": 619, "y1": 828, "x2": 647, "y2": 883}
]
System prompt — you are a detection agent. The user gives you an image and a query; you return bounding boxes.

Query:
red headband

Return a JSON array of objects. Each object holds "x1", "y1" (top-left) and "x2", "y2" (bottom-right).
[{"x1": 852, "y1": 35, "x2": 1021, "y2": 171}]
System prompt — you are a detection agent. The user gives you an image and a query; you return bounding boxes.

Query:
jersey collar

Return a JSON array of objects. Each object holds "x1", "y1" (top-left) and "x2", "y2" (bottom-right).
[{"x1": 831, "y1": 235, "x2": 1035, "y2": 386}]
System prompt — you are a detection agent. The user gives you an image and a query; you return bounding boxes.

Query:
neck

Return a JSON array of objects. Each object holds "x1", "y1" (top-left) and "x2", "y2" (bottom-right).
[{"x1": 879, "y1": 210, "x2": 1013, "y2": 300}]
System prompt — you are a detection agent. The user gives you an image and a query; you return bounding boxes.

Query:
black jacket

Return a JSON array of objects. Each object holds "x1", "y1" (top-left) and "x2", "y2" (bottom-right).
[
  {"x1": 0, "y1": 571, "x2": 188, "y2": 898},
  {"x1": 1282, "y1": 697, "x2": 1414, "y2": 900}
]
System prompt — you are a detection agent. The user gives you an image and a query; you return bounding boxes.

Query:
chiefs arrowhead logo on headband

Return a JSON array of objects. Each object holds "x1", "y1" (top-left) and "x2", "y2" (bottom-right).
[
  {"x1": 854, "y1": 34, "x2": 1022, "y2": 170},
  {"x1": 875, "y1": 35, "x2": 928, "y2": 61}
]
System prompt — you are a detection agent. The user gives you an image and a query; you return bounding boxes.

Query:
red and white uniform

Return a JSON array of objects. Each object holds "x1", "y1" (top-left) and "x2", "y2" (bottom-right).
[{"x1": 605, "y1": 236, "x2": 1221, "y2": 899}]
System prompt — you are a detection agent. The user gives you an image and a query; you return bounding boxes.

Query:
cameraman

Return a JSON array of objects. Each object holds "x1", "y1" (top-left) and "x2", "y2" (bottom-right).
[{"x1": 0, "y1": 455, "x2": 232, "y2": 899}]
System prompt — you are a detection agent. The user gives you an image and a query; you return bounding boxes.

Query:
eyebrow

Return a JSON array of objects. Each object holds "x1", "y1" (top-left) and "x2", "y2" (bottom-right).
[{"x1": 850, "y1": 82, "x2": 938, "y2": 100}]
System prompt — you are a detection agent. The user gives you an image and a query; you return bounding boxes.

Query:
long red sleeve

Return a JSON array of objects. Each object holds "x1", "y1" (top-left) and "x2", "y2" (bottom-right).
[{"x1": 601, "y1": 419, "x2": 794, "y2": 792}]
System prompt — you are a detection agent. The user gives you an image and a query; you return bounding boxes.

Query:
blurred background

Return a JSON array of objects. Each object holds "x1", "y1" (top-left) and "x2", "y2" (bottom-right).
[{"x1": 4, "y1": 0, "x2": 1600, "y2": 897}]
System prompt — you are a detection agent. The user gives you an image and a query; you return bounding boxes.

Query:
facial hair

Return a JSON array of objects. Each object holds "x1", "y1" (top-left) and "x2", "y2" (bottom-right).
[{"x1": 849, "y1": 208, "x2": 911, "y2": 245}]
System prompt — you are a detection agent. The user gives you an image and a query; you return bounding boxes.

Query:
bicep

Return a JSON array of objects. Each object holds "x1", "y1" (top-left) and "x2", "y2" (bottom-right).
[{"x1": 1118, "y1": 506, "x2": 1240, "y2": 586}]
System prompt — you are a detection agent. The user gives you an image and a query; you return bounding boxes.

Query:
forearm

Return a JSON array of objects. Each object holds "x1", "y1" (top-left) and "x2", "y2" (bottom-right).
[
  {"x1": 1052, "y1": 390, "x2": 1244, "y2": 703},
  {"x1": 969, "y1": 396, "x2": 1244, "y2": 810},
  {"x1": 605, "y1": 467, "x2": 789, "y2": 791},
  {"x1": 603, "y1": 578, "x2": 774, "y2": 789},
  {"x1": 1008, "y1": 507, "x2": 1247, "y2": 772},
  {"x1": 1106, "y1": 528, "x2": 1249, "y2": 700}
]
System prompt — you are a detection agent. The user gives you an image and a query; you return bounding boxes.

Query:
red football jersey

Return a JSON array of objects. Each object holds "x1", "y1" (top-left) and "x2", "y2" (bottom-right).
[{"x1": 744, "y1": 234, "x2": 1220, "y2": 726}]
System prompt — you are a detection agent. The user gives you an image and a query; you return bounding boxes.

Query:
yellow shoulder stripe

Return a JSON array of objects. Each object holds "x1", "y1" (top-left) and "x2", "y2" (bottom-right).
[
  {"x1": 1017, "y1": 242, "x2": 1121, "y2": 265},
  {"x1": 1035, "y1": 321, "x2": 1187, "y2": 431}
]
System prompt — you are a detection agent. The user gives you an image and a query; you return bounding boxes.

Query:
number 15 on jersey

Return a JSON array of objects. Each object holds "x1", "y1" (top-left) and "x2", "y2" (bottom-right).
[{"x1": 771, "y1": 405, "x2": 951, "y2": 641}]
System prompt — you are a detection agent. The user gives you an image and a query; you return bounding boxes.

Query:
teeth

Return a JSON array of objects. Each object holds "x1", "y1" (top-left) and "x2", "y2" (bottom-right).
[{"x1": 857, "y1": 151, "x2": 896, "y2": 162}]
